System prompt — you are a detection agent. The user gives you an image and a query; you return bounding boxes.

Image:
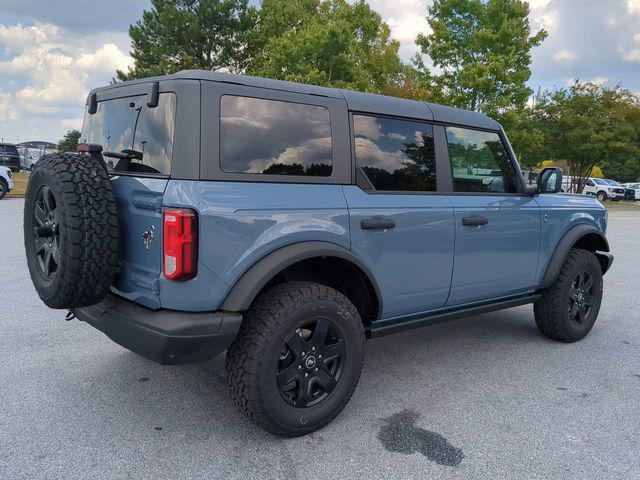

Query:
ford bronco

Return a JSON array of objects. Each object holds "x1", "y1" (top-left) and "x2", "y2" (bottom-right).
[{"x1": 23, "y1": 71, "x2": 613, "y2": 437}]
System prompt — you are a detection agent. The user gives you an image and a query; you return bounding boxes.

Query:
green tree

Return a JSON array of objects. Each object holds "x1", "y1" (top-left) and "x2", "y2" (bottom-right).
[
  {"x1": 248, "y1": 0, "x2": 405, "y2": 93},
  {"x1": 414, "y1": 0, "x2": 547, "y2": 116},
  {"x1": 58, "y1": 130, "x2": 81, "y2": 152},
  {"x1": 537, "y1": 82, "x2": 640, "y2": 191},
  {"x1": 499, "y1": 104, "x2": 546, "y2": 168},
  {"x1": 117, "y1": 0, "x2": 256, "y2": 81}
]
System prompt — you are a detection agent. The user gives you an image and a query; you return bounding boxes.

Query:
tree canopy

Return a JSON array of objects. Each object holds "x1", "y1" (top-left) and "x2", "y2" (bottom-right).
[
  {"x1": 536, "y1": 82, "x2": 640, "y2": 188},
  {"x1": 58, "y1": 130, "x2": 81, "y2": 152},
  {"x1": 114, "y1": 0, "x2": 640, "y2": 183},
  {"x1": 117, "y1": 0, "x2": 256, "y2": 81},
  {"x1": 247, "y1": 0, "x2": 405, "y2": 93},
  {"x1": 414, "y1": 0, "x2": 547, "y2": 116}
]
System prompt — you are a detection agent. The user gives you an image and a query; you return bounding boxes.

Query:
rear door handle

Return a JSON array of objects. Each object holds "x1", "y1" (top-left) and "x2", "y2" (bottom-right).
[
  {"x1": 461, "y1": 217, "x2": 488, "y2": 226},
  {"x1": 361, "y1": 219, "x2": 396, "y2": 230}
]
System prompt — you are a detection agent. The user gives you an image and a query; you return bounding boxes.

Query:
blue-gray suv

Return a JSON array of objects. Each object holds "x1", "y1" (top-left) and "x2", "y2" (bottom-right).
[{"x1": 23, "y1": 71, "x2": 613, "y2": 437}]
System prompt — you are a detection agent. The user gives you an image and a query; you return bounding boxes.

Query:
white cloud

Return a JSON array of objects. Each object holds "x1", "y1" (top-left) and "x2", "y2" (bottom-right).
[
  {"x1": 590, "y1": 76, "x2": 609, "y2": 86},
  {"x1": 621, "y1": 48, "x2": 640, "y2": 62},
  {"x1": 530, "y1": 6, "x2": 559, "y2": 35},
  {"x1": 59, "y1": 118, "x2": 83, "y2": 130},
  {"x1": 368, "y1": 0, "x2": 430, "y2": 58},
  {"x1": 553, "y1": 49, "x2": 577, "y2": 63},
  {"x1": 528, "y1": 0, "x2": 552, "y2": 9},
  {"x1": 0, "y1": 22, "x2": 133, "y2": 141},
  {"x1": 628, "y1": 0, "x2": 640, "y2": 15},
  {"x1": 0, "y1": 92, "x2": 18, "y2": 122}
]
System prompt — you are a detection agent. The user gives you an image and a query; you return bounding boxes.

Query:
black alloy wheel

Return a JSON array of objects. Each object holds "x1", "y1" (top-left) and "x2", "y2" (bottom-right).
[
  {"x1": 568, "y1": 270, "x2": 594, "y2": 325},
  {"x1": 534, "y1": 248, "x2": 603, "y2": 342},
  {"x1": 33, "y1": 185, "x2": 61, "y2": 278},
  {"x1": 226, "y1": 281, "x2": 365, "y2": 437},
  {"x1": 277, "y1": 317, "x2": 346, "y2": 408}
]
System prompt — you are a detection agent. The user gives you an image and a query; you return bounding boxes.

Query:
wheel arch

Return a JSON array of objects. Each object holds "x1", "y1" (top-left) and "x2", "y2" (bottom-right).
[
  {"x1": 539, "y1": 224, "x2": 612, "y2": 289},
  {"x1": 220, "y1": 241, "x2": 382, "y2": 326}
]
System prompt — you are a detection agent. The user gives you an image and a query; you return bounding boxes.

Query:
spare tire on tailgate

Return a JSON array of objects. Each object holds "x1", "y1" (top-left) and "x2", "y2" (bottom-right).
[{"x1": 23, "y1": 152, "x2": 120, "y2": 309}]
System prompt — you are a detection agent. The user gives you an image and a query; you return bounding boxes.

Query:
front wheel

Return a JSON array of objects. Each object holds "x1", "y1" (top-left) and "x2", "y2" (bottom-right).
[
  {"x1": 0, "y1": 179, "x2": 7, "y2": 200},
  {"x1": 596, "y1": 191, "x2": 607, "y2": 202},
  {"x1": 226, "y1": 281, "x2": 365, "y2": 437},
  {"x1": 534, "y1": 249, "x2": 603, "y2": 342}
]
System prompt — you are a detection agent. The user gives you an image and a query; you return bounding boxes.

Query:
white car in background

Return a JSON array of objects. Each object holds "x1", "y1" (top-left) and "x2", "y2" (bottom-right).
[
  {"x1": 582, "y1": 178, "x2": 627, "y2": 201},
  {"x1": 0, "y1": 166, "x2": 15, "y2": 200},
  {"x1": 623, "y1": 182, "x2": 640, "y2": 200},
  {"x1": 18, "y1": 147, "x2": 45, "y2": 170}
]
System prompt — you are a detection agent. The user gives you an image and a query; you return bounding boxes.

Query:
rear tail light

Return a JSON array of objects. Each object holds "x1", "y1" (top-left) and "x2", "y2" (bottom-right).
[{"x1": 163, "y1": 208, "x2": 197, "y2": 281}]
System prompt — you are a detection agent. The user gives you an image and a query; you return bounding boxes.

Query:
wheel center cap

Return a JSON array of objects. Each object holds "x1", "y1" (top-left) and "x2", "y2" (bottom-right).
[{"x1": 305, "y1": 355, "x2": 317, "y2": 370}]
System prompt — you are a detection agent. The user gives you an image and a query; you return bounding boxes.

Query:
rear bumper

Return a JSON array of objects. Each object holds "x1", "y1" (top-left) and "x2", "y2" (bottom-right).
[{"x1": 74, "y1": 294, "x2": 242, "y2": 365}]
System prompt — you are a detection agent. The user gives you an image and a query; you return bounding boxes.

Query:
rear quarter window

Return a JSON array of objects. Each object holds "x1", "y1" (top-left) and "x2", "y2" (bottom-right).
[
  {"x1": 80, "y1": 93, "x2": 176, "y2": 176},
  {"x1": 219, "y1": 95, "x2": 333, "y2": 177}
]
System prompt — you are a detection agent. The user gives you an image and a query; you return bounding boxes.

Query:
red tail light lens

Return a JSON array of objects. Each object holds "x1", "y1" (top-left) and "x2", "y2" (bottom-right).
[{"x1": 163, "y1": 208, "x2": 197, "y2": 281}]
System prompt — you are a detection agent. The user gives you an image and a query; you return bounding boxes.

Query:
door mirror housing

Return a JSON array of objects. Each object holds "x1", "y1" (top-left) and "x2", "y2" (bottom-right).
[{"x1": 537, "y1": 167, "x2": 563, "y2": 194}]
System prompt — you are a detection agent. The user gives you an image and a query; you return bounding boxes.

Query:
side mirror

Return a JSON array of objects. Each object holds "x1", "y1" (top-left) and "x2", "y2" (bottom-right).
[{"x1": 538, "y1": 167, "x2": 563, "y2": 194}]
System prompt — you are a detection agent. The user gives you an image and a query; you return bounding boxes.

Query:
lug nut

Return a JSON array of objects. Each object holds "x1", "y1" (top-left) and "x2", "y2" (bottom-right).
[
  {"x1": 298, "y1": 365, "x2": 302, "y2": 370},
  {"x1": 318, "y1": 354, "x2": 322, "y2": 359},
  {"x1": 301, "y1": 352, "x2": 306, "y2": 356},
  {"x1": 312, "y1": 347, "x2": 316, "y2": 351},
  {"x1": 315, "y1": 368, "x2": 318, "y2": 372},
  {"x1": 304, "y1": 373, "x2": 309, "y2": 378}
]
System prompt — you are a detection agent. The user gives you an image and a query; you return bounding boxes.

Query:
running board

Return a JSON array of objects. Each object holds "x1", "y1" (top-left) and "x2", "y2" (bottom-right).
[{"x1": 369, "y1": 294, "x2": 541, "y2": 338}]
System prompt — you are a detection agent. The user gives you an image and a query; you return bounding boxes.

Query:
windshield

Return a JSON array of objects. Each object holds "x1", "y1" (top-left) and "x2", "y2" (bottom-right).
[
  {"x1": 593, "y1": 179, "x2": 607, "y2": 185},
  {"x1": 80, "y1": 93, "x2": 176, "y2": 176},
  {"x1": 604, "y1": 179, "x2": 620, "y2": 185}
]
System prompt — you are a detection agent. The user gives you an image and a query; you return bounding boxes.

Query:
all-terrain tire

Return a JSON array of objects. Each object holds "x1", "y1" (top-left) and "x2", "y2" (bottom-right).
[
  {"x1": 0, "y1": 178, "x2": 7, "y2": 200},
  {"x1": 534, "y1": 248, "x2": 603, "y2": 342},
  {"x1": 23, "y1": 152, "x2": 120, "y2": 309},
  {"x1": 226, "y1": 281, "x2": 365, "y2": 437}
]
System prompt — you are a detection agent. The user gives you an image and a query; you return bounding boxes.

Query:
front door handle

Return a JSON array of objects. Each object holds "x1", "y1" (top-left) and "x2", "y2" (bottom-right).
[
  {"x1": 361, "y1": 218, "x2": 396, "y2": 230},
  {"x1": 461, "y1": 217, "x2": 488, "y2": 226}
]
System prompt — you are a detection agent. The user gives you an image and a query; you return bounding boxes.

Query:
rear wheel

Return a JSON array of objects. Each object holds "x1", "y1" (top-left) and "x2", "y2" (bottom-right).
[
  {"x1": 226, "y1": 281, "x2": 365, "y2": 437},
  {"x1": 534, "y1": 248, "x2": 603, "y2": 342}
]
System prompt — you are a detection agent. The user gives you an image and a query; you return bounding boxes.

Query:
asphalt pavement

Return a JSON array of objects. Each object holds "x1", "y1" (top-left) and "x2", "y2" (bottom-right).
[{"x1": 1, "y1": 198, "x2": 639, "y2": 479}]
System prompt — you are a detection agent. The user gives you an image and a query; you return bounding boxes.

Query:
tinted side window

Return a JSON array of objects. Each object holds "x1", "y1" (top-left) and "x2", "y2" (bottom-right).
[
  {"x1": 354, "y1": 115, "x2": 436, "y2": 192},
  {"x1": 81, "y1": 93, "x2": 176, "y2": 176},
  {"x1": 445, "y1": 127, "x2": 518, "y2": 194},
  {"x1": 220, "y1": 96, "x2": 332, "y2": 176}
]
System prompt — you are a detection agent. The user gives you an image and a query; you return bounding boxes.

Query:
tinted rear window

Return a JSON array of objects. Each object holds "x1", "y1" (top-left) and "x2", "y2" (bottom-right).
[
  {"x1": 219, "y1": 95, "x2": 333, "y2": 176},
  {"x1": 81, "y1": 93, "x2": 176, "y2": 175}
]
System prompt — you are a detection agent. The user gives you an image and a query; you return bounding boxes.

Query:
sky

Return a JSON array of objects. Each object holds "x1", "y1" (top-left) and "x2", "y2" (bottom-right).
[{"x1": 0, "y1": 0, "x2": 639, "y2": 143}]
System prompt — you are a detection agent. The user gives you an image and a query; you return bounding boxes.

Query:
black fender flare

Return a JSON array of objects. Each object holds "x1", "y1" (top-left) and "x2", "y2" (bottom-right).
[
  {"x1": 220, "y1": 241, "x2": 383, "y2": 314},
  {"x1": 539, "y1": 224, "x2": 612, "y2": 289}
]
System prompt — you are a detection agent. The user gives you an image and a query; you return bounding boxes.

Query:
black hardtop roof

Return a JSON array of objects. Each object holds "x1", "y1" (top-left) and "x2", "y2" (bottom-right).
[{"x1": 91, "y1": 70, "x2": 501, "y2": 130}]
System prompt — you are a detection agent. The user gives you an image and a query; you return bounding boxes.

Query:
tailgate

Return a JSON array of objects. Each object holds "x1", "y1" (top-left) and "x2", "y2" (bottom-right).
[{"x1": 110, "y1": 175, "x2": 168, "y2": 309}]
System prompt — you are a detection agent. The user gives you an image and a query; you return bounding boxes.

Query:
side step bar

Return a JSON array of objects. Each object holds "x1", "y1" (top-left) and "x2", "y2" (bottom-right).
[{"x1": 369, "y1": 294, "x2": 541, "y2": 337}]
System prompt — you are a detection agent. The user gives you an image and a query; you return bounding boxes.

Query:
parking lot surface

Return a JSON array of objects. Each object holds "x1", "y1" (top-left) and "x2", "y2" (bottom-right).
[{"x1": 1, "y1": 198, "x2": 639, "y2": 479}]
